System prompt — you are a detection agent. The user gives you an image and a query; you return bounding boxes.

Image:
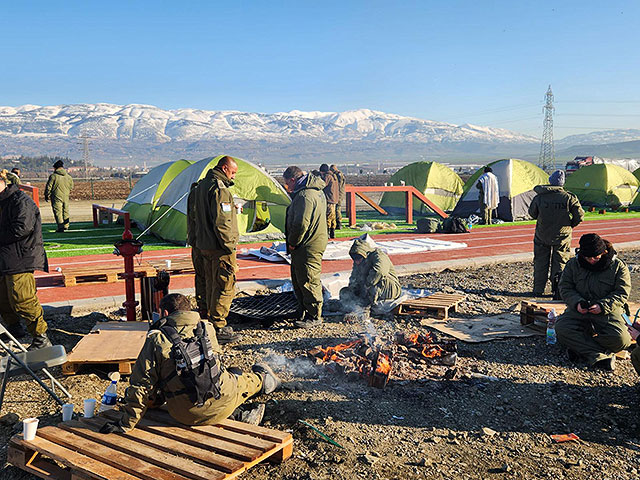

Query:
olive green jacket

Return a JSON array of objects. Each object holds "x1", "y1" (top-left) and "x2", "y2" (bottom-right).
[
  {"x1": 559, "y1": 255, "x2": 630, "y2": 317},
  {"x1": 6, "y1": 172, "x2": 20, "y2": 185},
  {"x1": 346, "y1": 238, "x2": 401, "y2": 303},
  {"x1": 285, "y1": 173, "x2": 328, "y2": 253},
  {"x1": 186, "y1": 182, "x2": 198, "y2": 246},
  {"x1": 529, "y1": 185, "x2": 584, "y2": 244},
  {"x1": 192, "y1": 167, "x2": 238, "y2": 254},
  {"x1": 334, "y1": 170, "x2": 346, "y2": 203},
  {"x1": 44, "y1": 168, "x2": 74, "y2": 202},
  {"x1": 119, "y1": 310, "x2": 223, "y2": 431}
]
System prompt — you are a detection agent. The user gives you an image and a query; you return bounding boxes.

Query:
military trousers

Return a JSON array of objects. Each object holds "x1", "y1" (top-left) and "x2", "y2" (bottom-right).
[
  {"x1": 168, "y1": 370, "x2": 263, "y2": 427},
  {"x1": 202, "y1": 249, "x2": 236, "y2": 329},
  {"x1": 555, "y1": 312, "x2": 631, "y2": 365},
  {"x1": 480, "y1": 201, "x2": 492, "y2": 225},
  {"x1": 290, "y1": 247, "x2": 323, "y2": 321},
  {"x1": 191, "y1": 246, "x2": 207, "y2": 313},
  {"x1": 51, "y1": 199, "x2": 70, "y2": 231},
  {"x1": 326, "y1": 204, "x2": 337, "y2": 230},
  {"x1": 335, "y1": 203, "x2": 343, "y2": 229},
  {"x1": 533, "y1": 237, "x2": 571, "y2": 295},
  {"x1": 0, "y1": 272, "x2": 47, "y2": 337}
]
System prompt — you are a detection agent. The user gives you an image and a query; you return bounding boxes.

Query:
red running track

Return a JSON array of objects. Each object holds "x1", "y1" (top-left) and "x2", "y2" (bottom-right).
[{"x1": 36, "y1": 217, "x2": 640, "y2": 304}]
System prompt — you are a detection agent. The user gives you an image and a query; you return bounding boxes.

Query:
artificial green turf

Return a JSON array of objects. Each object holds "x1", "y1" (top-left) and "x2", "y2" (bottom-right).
[{"x1": 42, "y1": 221, "x2": 182, "y2": 258}]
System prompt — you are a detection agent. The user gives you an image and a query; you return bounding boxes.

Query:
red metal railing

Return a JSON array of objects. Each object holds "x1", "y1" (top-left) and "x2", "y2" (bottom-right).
[
  {"x1": 344, "y1": 185, "x2": 448, "y2": 227},
  {"x1": 18, "y1": 184, "x2": 40, "y2": 208}
]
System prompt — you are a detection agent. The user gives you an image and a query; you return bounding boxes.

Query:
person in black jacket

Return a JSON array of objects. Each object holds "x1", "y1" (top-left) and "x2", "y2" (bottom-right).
[{"x1": 0, "y1": 171, "x2": 51, "y2": 350}]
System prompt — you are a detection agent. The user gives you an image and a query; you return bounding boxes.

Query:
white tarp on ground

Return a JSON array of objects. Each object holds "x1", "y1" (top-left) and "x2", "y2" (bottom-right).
[{"x1": 243, "y1": 234, "x2": 467, "y2": 264}]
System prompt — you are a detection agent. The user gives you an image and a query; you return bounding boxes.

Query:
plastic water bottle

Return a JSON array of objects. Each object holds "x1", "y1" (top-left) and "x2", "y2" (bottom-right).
[
  {"x1": 546, "y1": 308, "x2": 557, "y2": 345},
  {"x1": 99, "y1": 373, "x2": 120, "y2": 412}
]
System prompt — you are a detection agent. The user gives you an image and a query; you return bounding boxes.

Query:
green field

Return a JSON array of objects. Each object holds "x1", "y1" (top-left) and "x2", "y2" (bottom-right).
[{"x1": 43, "y1": 209, "x2": 640, "y2": 258}]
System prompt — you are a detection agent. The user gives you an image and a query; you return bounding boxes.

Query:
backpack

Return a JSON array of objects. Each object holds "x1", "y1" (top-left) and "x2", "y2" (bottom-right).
[
  {"x1": 157, "y1": 321, "x2": 222, "y2": 407},
  {"x1": 416, "y1": 217, "x2": 443, "y2": 233},
  {"x1": 439, "y1": 216, "x2": 469, "y2": 234}
]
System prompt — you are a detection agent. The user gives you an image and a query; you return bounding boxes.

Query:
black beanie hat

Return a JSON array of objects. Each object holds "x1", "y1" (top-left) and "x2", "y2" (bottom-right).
[
  {"x1": 320, "y1": 164, "x2": 329, "y2": 173},
  {"x1": 579, "y1": 233, "x2": 607, "y2": 257},
  {"x1": 53, "y1": 160, "x2": 64, "y2": 169}
]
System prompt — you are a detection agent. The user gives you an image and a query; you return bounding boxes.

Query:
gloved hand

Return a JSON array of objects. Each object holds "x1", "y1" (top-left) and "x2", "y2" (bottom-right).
[{"x1": 99, "y1": 421, "x2": 125, "y2": 434}]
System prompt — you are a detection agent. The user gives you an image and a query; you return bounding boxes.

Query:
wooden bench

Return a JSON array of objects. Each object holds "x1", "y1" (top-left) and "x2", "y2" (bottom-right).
[
  {"x1": 8, "y1": 410, "x2": 293, "y2": 480},
  {"x1": 395, "y1": 293, "x2": 466, "y2": 319},
  {"x1": 61, "y1": 264, "x2": 157, "y2": 287}
]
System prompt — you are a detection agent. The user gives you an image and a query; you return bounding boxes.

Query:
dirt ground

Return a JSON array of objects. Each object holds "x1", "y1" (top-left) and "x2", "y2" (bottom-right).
[{"x1": 2, "y1": 252, "x2": 640, "y2": 479}]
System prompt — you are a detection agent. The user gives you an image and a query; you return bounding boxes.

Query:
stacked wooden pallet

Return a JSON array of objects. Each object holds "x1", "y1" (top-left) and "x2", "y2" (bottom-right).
[
  {"x1": 394, "y1": 293, "x2": 466, "y2": 320},
  {"x1": 146, "y1": 256, "x2": 195, "y2": 275},
  {"x1": 8, "y1": 410, "x2": 293, "y2": 480},
  {"x1": 61, "y1": 264, "x2": 157, "y2": 287}
]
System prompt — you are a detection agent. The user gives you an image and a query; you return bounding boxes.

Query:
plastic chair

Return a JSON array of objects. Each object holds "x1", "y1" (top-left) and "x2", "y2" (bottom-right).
[{"x1": 0, "y1": 324, "x2": 71, "y2": 412}]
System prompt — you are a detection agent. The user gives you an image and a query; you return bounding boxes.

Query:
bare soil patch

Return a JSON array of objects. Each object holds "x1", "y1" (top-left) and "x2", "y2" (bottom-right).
[{"x1": 2, "y1": 252, "x2": 640, "y2": 479}]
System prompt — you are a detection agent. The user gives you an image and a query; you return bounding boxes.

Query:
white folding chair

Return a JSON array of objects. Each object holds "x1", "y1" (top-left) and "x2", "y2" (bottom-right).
[{"x1": 0, "y1": 324, "x2": 71, "y2": 411}]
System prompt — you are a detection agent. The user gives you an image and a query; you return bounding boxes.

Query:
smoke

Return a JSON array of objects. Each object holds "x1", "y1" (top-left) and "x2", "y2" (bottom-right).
[{"x1": 263, "y1": 353, "x2": 321, "y2": 378}]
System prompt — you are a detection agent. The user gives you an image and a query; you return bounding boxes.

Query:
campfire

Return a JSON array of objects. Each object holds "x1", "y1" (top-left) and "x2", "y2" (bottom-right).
[{"x1": 308, "y1": 331, "x2": 456, "y2": 389}]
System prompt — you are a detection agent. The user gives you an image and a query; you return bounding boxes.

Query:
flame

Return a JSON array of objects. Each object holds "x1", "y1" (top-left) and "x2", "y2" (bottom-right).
[
  {"x1": 319, "y1": 340, "x2": 362, "y2": 362},
  {"x1": 374, "y1": 353, "x2": 392, "y2": 376},
  {"x1": 405, "y1": 332, "x2": 445, "y2": 358}
]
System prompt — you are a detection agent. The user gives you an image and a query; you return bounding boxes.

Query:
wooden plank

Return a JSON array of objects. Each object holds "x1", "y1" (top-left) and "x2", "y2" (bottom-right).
[
  {"x1": 41, "y1": 424, "x2": 192, "y2": 480},
  {"x1": 217, "y1": 418, "x2": 293, "y2": 443},
  {"x1": 355, "y1": 192, "x2": 388, "y2": 216},
  {"x1": 140, "y1": 409, "x2": 276, "y2": 450},
  {"x1": 64, "y1": 322, "x2": 148, "y2": 368},
  {"x1": 10, "y1": 433, "x2": 140, "y2": 480},
  {"x1": 59, "y1": 421, "x2": 225, "y2": 480}
]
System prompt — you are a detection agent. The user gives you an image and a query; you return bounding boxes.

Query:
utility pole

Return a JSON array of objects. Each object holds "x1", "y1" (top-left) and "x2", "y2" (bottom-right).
[
  {"x1": 538, "y1": 85, "x2": 555, "y2": 172},
  {"x1": 80, "y1": 133, "x2": 90, "y2": 179}
]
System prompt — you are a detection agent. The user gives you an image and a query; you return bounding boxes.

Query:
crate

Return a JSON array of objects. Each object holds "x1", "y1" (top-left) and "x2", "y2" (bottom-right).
[{"x1": 394, "y1": 293, "x2": 466, "y2": 319}]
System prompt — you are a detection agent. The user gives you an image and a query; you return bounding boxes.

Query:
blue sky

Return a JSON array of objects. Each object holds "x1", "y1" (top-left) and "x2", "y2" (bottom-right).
[{"x1": 1, "y1": 1, "x2": 639, "y2": 137}]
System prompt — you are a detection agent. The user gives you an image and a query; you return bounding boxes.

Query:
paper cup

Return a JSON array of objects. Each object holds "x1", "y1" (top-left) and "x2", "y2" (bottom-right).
[
  {"x1": 62, "y1": 403, "x2": 74, "y2": 422},
  {"x1": 83, "y1": 398, "x2": 96, "y2": 418},
  {"x1": 165, "y1": 259, "x2": 172, "y2": 269},
  {"x1": 23, "y1": 418, "x2": 38, "y2": 441}
]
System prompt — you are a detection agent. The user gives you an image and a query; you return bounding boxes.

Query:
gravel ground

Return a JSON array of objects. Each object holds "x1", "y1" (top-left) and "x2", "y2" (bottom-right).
[{"x1": 2, "y1": 251, "x2": 640, "y2": 480}]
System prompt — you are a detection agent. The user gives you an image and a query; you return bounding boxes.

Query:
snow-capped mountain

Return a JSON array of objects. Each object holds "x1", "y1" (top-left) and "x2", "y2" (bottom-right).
[
  {"x1": 0, "y1": 103, "x2": 540, "y2": 164},
  {"x1": 556, "y1": 129, "x2": 640, "y2": 147}
]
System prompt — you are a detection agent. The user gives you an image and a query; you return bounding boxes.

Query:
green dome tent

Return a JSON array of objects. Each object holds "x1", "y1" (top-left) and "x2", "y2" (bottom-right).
[
  {"x1": 633, "y1": 167, "x2": 640, "y2": 181},
  {"x1": 122, "y1": 159, "x2": 193, "y2": 229},
  {"x1": 564, "y1": 163, "x2": 639, "y2": 208},
  {"x1": 148, "y1": 156, "x2": 291, "y2": 244},
  {"x1": 452, "y1": 159, "x2": 549, "y2": 221},
  {"x1": 379, "y1": 161, "x2": 464, "y2": 214}
]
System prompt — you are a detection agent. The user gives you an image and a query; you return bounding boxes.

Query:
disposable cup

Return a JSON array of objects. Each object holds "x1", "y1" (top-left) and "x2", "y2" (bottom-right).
[
  {"x1": 62, "y1": 403, "x2": 74, "y2": 422},
  {"x1": 83, "y1": 398, "x2": 96, "y2": 418},
  {"x1": 23, "y1": 418, "x2": 38, "y2": 441},
  {"x1": 165, "y1": 259, "x2": 172, "y2": 269}
]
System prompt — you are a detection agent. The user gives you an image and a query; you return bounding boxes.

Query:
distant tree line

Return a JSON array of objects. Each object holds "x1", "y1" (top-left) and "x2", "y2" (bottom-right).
[{"x1": 0, "y1": 155, "x2": 82, "y2": 174}]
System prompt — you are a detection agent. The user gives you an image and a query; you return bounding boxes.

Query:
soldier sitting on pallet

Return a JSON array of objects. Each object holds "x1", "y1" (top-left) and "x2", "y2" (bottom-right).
[
  {"x1": 99, "y1": 293, "x2": 281, "y2": 433},
  {"x1": 338, "y1": 238, "x2": 402, "y2": 314}
]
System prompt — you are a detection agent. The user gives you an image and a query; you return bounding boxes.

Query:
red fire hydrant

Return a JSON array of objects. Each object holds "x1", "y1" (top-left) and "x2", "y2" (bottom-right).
[{"x1": 114, "y1": 227, "x2": 144, "y2": 322}]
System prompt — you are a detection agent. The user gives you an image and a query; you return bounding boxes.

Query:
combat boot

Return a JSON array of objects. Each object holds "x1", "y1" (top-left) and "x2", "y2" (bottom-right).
[
  {"x1": 28, "y1": 333, "x2": 52, "y2": 351},
  {"x1": 252, "y1": 363, "x2": 281, "y2": 394},
  {"x1": 215, "y1": 326, "x2": 242, "y2": 345}
]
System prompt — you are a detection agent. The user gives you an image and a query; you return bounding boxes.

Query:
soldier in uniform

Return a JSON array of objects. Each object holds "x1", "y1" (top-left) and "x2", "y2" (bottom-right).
[
  {"x1": 0, "y1": 170, "x2": 51, "y2": 350},
  {"x1": 319, "y1": 164, "x2": 339, "y2": 239},
  {"x1": 475, "y1": 166, "x2": 499, "y2": 225},
  {"x1": 192, "y1": 156, "x2": 241, "y2": 344},
  {"x1": 187, "y1": 182, "x2": 207, "y2": 318},
  {"x1": 283, "y1": 166, "x2": 328, "y2": 328},
  {"x1": 555, "y1": 234, "x2": 631, "y2": 371},
  {"x1": 339, "y1": 238, "x2": 401, "y2": 312},
  {"x1": 99, "y1": 293, "x2": 281, "y2": 433},
  {"x1": 528, "y1": 170, "x2": 584, "y2": 296},
  {"x1": 330, "y1": 165, "x2": 345, "y2": 230},
  {"x1": 44, "y1": 159, "x2": 74, "y2": 232}
]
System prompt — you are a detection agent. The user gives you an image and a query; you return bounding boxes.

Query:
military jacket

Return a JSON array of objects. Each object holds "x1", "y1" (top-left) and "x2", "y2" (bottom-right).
[
  {"x1": 44, "y1": 168, "x2": 74, "y2": 202},
  {"x1": 529, "y1": 185, "x2": 584, "y2": 244}
]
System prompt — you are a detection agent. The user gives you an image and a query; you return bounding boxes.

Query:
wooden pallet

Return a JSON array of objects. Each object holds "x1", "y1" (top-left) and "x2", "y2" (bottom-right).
[
  {"x1": 8, "y1": 409, "x2": 292, "y2": 480},
  {"x1": 61, "y1": 264, "x2": 157, "y2": 287},
  {"x1": 146, "y1": 256, "x2": 195, "y2": 275},
  {"x1": 394, "y1": 293, "x2": 466, "y2": 319},
  {"x1": 520, "y1": 299, "x2": 640, "y2": 326},
  {"x1": 62, "y1": 322, "x2": 149, "y2": 375}
]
